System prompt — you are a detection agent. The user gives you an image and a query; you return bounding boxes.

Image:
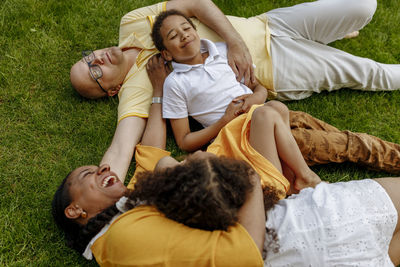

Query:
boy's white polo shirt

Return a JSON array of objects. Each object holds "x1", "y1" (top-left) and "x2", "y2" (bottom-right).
[{"x1": 163, "y1": 39, "x2": 253, "y2": 128}]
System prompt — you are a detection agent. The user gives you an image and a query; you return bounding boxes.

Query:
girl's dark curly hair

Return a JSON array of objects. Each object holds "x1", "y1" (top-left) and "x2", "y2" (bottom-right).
[
  {"x1": 130, "y1": 155, "x2": 281, "y2": 232},
  {"x1": 51, "y1": 173, "x2": 120, "y2": 254},
  {"x1": 151, "y1": 9, "x2": 196, "y2": 52},
  {"x1": 52, "y1": 156, "x2": 281, "y2": 256}
]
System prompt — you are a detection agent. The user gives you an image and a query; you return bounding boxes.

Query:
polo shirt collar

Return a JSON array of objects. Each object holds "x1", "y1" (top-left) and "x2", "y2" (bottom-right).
[{"x1": 171, "y1": 39, "x2": 220, "y2": 73}]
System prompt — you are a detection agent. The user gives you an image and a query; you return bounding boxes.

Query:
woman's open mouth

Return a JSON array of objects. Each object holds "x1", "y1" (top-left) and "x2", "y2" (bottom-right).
[{"x1": 101, "y1": 175, "x2": 117, "y2": 188}]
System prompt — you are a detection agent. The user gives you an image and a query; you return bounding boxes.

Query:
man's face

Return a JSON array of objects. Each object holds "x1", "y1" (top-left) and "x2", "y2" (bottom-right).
[
  {"x1": 160, "y1": 15, "x2": 201, "y2": 64},
  {"x1": 70, "y1": 46, "x2": 127, "y2": 99}
]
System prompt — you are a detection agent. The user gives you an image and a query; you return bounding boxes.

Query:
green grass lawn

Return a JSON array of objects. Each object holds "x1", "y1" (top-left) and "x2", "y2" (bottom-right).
[{"x1": 0, "y1": 0, "x2": 399, "y2": 265}]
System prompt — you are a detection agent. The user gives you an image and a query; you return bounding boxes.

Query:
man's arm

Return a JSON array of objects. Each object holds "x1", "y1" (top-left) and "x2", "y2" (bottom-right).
[
  {"x1": 167, "y1": 0, "x2": 255, "y2": 85},
  {"x1": 100, "y1": 116, "x2": 146, "y2": 183},
  {"x1": 101, "y1": 55, "x2": 170, "y2": 182}
]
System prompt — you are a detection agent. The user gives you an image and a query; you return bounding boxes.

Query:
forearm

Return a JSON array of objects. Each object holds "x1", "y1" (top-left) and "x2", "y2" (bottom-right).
[
  {"x1": 101, "y1": 147, "x2": 133, "y2": 183},
  {"x1": 178, "y1": 118, "x2": 228, "y2": 152},
  {"x1": 168, "y1": 0, "x2": 243, "y2": 45},
  {"x1": 253, "y1": 84, "x2": 268, "y2": 103},
  {"x1": 100, "y1": 117, "x2": 146, "y2": 182},
  {"x1": 141, "y1": 104, "x2": 166, "y2": 149},
  {"x1": 143, "y1": 54, "x2": 169, "y2": 149},
  {"x1": 237, "y1": 175, "x2": 266, "y2": 254}
]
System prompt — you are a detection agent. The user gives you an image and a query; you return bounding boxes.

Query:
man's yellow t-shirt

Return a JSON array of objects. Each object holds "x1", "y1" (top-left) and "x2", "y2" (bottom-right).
[{"x1": 117, "y1": 1, "x2": 273, "y2": 122}]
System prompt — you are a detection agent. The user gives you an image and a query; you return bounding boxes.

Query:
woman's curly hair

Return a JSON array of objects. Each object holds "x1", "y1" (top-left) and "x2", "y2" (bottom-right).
[{"x1": 151, "y1": 9, "x2": 197, "y2": 52}]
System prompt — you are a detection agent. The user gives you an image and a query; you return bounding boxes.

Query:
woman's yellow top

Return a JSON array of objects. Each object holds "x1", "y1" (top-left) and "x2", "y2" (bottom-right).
[{"x1": 92, "y1": 145, "x2": 263, "y2": 267}]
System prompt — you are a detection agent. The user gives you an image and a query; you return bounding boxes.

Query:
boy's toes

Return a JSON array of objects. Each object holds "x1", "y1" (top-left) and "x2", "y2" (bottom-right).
[{"x1": 344, "y1": 31, "x2": 359, "y2": 39}]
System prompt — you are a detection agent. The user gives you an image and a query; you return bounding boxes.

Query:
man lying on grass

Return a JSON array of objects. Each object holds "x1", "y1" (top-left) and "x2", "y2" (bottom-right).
[{"x1": 70, "y1": 0, "x2": 400, "y2": 184}]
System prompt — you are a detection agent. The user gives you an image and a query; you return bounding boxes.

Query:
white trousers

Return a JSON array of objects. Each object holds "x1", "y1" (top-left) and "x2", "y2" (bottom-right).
[{"x1": 266, "y1": 0, "x2": 400, "y2": 101}]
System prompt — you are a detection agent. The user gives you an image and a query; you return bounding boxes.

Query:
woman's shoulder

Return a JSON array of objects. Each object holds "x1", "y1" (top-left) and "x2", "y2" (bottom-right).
[{"x1": 92, "y1": 205, "x2": 263, "y2": 266}]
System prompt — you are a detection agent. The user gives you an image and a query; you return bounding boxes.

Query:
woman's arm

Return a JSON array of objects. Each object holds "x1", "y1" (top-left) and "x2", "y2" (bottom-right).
[
  {"x1": 171, "y1": 100, "x2": 243, "y2": 152},
  {"x1": 167, "y1": 0, "x2": 255, "y2": 85},
  {"x1": 141, "y1": 55, "x2": 170, "y2": 148}
]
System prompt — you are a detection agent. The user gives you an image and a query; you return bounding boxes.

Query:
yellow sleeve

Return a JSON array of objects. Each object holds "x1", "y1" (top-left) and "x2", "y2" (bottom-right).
[
  {"x1": 118, "y1": 2, "x2": 167, "y2": 49},
  {"x1": 117, "y1": 2, "x2": 167, "y2": 121},
  {"x1": 127, "y1": 144, "x2": 170, "y2": 190},
  {"x1": 92, "y1": 206, "x2": 263, "y2": 267}
]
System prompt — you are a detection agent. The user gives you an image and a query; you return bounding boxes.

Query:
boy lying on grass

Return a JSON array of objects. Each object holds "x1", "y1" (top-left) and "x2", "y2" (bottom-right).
[{"x1": 151, "y1": 10, "x2": 320, "y2": 190}]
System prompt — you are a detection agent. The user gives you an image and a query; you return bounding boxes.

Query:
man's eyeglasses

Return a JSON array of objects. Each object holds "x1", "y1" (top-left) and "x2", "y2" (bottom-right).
[{"x1": 82, "y1": 50, "x2": 107, "y2": 94}]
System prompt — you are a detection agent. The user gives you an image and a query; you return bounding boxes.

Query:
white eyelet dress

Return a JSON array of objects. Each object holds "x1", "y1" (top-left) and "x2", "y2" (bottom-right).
[{"x1": 265, "y1": 179, "x2": 397, "y2": 267}]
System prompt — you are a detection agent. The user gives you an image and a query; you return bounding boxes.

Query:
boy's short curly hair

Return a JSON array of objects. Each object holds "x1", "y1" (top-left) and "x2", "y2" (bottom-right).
[{"x1": 151, "y1": 9, "x2": 197, "y2": 52}]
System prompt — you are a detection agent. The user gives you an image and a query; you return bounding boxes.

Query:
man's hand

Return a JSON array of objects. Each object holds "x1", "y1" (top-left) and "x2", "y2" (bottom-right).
[
  {"x1": 146, "y1": 54, "x2": 171, "y2": 95},
  {"x1": 227, "y1": 39, "x2": 255, "y2": 87}
]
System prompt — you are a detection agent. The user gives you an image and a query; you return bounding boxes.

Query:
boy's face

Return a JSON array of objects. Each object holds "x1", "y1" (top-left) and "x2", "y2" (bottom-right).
[{"x1": 160, "y1": 15, "x2": 201, "y2": 64}]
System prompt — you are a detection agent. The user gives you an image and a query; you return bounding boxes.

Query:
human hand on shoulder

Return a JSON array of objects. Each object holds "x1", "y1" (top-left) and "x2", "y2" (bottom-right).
[{"x1": 146, "y1": 54, "x2": 171, "y2": 96}]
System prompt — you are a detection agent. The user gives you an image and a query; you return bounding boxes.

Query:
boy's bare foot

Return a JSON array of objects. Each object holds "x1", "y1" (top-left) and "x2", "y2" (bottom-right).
[
  {"x1": 294, "y1": 170, "x2": 321, "y2": 191},
  {"x1": 344, "y1": 31, "x2": 359, "y2": 39},
  {"x1": 281, "y1": 163, "x2": 300, "y2": 195}
]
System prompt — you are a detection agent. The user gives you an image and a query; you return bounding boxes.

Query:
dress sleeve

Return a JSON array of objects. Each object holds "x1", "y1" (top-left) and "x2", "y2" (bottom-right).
[{"x1": 127, "y1": 144, "x2": 171, "y2": 190}]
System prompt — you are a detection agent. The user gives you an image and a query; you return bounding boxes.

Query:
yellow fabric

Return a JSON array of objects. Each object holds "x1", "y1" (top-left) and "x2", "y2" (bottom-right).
[
  {"x1": 127, "y1": 144, "x2": 170, "y2": 190},
  {"x1": 92, "y1": 206, "x2": 263, "y2": 267},
  {"x1": 93, "y1": 145, "x2": 263, "y2": 267},
  {"x1": 117, "y1": 1, "x2": 274, "y2": 122},
  {"x1": 207, "y1": 105, "x2": 289, "y2": 199},
  {"x1": 117, "y1": 2, "x2": 167, "y2": 122}
]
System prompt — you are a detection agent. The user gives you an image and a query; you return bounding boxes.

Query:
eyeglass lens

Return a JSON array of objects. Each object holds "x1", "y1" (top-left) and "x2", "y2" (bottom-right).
[{"x1": 82, "y1": 50, "x2": 94, "y2": 63}]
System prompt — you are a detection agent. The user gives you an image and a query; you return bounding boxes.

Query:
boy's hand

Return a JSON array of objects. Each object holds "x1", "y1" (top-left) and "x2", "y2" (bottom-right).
[
  {"x1": 227, "y1": 40, "x2": 255, "y2": 87},
  {"x1": 221, "y1": 99, "x2": 244, "y2": 124},
  {"x1": 146, "y1": 54, "x2": 171, "y2": 96},
  {"x1": 233, "y1": 92, "x2": 265, "y2": 114}
]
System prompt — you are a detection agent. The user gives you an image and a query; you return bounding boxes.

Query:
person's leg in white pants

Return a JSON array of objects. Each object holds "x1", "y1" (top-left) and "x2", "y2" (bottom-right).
[{"x1": 266, "y1": 0, "x2": 400, "y2": 100}]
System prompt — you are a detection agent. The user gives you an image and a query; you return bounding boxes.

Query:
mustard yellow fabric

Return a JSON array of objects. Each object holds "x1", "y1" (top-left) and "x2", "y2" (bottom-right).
[
  {"x1": 118, "y1": 2, "x2": 167, "y2": 121},
  {"x1": 207, "y1": 105, "x2": 289, "y2": 199},
  {"x1": 92, "y1": 206, "x2": 263, "y2": 267},
  {"x1": 117, "y1": 1, "x2": 274, "y2": 122},
  {"x1": 127, "y1": 145, "x2": 170, "y2": 190},
  {"x1": 92, "y1": 144, "x2": 264, "y2": 267}
]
